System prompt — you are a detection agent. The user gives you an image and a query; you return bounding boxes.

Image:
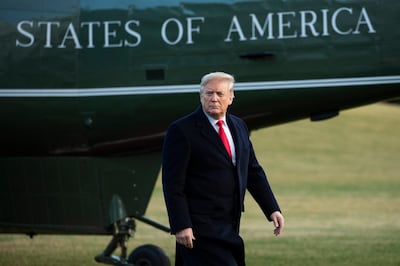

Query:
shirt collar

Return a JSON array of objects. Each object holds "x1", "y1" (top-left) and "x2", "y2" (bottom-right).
[{"x1": 202, "y1": 110, "x2": 227, "y2": 126}]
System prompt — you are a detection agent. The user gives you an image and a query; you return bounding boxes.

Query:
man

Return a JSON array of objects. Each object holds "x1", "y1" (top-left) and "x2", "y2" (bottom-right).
[{"x1": 162, "y1": 72, "x2": 284, "y2": 265}]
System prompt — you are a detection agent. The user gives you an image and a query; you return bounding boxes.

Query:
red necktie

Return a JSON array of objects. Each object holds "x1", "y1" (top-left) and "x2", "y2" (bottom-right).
[{"x1": 217, "y1": 120, "x2": 232, "y2": 159}]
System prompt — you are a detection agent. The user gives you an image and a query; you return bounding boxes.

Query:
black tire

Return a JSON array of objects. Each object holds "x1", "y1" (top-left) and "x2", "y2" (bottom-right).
[{"x1": 128, "y1": 244, "x2": 171, "y2": 266}]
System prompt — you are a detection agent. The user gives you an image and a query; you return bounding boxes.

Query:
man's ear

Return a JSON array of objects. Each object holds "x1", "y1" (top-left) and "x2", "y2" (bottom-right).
[{"x1": 229, "y1": 91, "x2": 235, "y2": 105}]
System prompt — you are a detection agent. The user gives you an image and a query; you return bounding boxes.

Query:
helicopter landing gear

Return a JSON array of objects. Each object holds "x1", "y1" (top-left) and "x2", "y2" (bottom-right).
[{"x1": 95, "y1": 217, "x2": 170, "y2": 266}]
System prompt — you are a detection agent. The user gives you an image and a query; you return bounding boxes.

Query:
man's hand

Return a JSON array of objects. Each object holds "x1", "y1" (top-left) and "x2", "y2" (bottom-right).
[
  {"x1": 176, "y1": 228, "x2": 196, "y2": 249},
  {"x1": 270, "y1": 211, "x2": 285, "y2": 236}
]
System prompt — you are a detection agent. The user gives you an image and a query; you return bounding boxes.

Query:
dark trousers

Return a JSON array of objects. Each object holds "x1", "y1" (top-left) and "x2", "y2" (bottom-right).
[{"x1": 175, "y1": 235, "x2": 245, "y2": 266}]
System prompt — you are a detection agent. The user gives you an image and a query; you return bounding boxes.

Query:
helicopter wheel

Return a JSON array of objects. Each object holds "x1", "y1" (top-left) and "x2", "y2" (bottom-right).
[{"x1": 128, "y1": 244, "x2": 171, "y2": 266}]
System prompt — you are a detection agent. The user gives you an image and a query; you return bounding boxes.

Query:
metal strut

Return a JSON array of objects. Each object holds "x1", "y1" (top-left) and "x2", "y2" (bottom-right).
[{"x1": 95, "y1": 217, "x2": 136, "y2": 266}]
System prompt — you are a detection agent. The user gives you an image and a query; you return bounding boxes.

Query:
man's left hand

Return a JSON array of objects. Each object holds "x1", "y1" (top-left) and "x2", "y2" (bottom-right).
[{"x1": 270, "y1": 211, "x2": 284, "y2": 236}]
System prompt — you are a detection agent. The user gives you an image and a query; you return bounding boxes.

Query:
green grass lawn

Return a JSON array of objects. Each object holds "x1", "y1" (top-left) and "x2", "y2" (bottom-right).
[{"x1": 1, "y1": 103, "x2": 399, "y2": 266}]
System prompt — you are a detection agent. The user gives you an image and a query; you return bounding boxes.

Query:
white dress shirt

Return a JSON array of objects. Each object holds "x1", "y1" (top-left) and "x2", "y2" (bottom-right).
[{"x1": 203, "y1": 111, "x2": 236, "y2": 165}]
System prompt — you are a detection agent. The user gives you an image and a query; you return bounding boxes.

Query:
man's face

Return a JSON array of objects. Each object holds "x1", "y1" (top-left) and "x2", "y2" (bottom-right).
[{"x1": 200, "y1": 79, "x2": 234, "y2": 120}]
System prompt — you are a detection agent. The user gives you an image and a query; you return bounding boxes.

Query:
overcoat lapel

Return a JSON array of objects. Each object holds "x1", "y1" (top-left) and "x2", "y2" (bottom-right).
[
  {"x1": 226, "y1": 115, "x2": 240, "y2": 160},
  {"x1": 227, "y1": 114, "x2": 246, "y2": 194}
]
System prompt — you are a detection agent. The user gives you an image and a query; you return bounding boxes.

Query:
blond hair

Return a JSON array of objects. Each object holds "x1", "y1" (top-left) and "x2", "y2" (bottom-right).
[{"x1": 200, "y1": 72, "x2": 235, "y2": 92}]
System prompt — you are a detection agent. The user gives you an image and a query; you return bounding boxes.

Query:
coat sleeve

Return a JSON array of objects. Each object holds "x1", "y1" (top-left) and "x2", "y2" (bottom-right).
[
  {"x1": 245, "y1": 130, "x2": 281, "y2": 221},
  {"x1": 162, "y1": 122, "x2": 192, "y2": 234}
]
